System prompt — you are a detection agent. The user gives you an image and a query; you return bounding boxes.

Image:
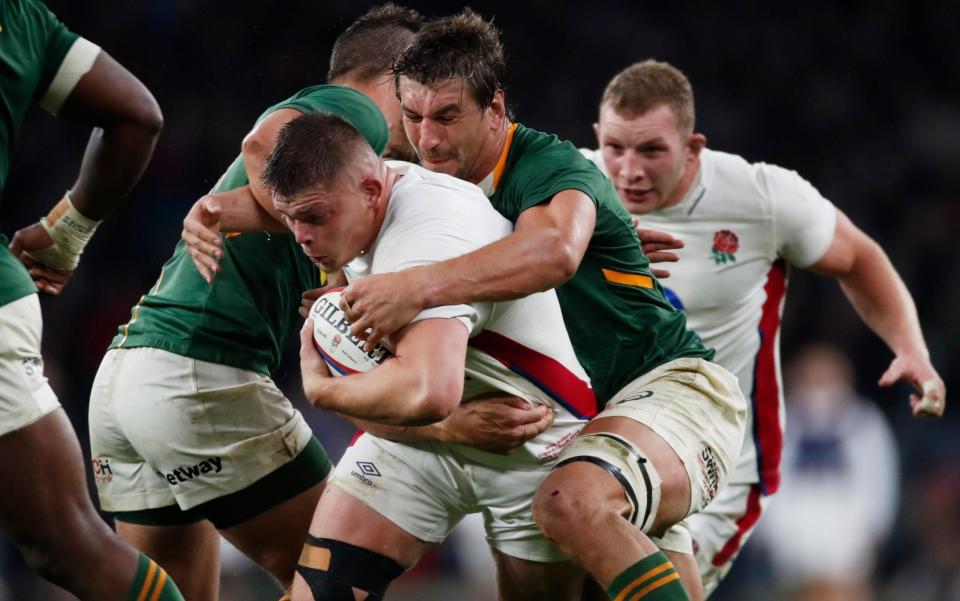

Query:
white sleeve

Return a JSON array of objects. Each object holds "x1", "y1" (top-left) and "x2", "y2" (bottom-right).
[
  {"x1": 40, "y1": 37, "x2": 101, "y2": 116},
  {"x1": 759, "y1": 163, "x2": 837, "y2": 267}
]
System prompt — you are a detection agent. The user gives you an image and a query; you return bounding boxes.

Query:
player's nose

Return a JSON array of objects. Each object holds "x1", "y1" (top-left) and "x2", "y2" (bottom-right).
[
  {"x1": 419, "y1": 119, "x2": 443, "y2": 150},
  {"x1": 619, "y1": 152, "x2": 646, "y2": 182}
]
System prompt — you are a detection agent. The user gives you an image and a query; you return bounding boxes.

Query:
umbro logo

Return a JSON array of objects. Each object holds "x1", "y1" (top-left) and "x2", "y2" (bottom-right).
[{"x1": 356, "y1": 461, "x2": 381, "y2": 477}]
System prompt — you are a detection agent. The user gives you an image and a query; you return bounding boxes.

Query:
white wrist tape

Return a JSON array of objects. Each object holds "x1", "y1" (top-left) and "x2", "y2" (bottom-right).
[{"x1": 26, "y1": 193, "x2": 101, "y2": 271}]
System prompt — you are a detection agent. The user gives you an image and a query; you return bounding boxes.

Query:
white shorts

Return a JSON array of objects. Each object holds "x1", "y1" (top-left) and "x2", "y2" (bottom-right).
[
  {"x1": 89, "y1": 347, "x2": 315, "y2": 512},
  {"x1": 599, "y1": 357, "x2": 747, "y2": 552},
  {"x1": 0, "y1": 294, "x2": 59, "y2": 436},
  {"x1": 687, "y1": 482, "x2": 769, "y2": 596},
  {"x1": 331, "y1": 433, "x2": 567, "y2": 563}
]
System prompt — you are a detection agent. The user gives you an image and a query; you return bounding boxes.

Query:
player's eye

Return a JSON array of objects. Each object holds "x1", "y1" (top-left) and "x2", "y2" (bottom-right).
[
  {"x1": 606, "y1": 143, "x2": 624, "y2": 154},
  {"x1": 403, "y1": 113, "x2": 423, "y2": 124}
]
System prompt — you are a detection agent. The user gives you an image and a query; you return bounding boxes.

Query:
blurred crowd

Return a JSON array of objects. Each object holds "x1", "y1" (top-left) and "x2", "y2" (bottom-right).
[{"x1": 1, "y1": 1, "x2": 957, "y2": 599}]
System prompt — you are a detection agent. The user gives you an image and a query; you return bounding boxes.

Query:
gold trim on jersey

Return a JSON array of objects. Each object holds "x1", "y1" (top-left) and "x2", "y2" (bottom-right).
[
  {"x1": 478, "y1": 123, "x2": 518, "y2": 197},
  {"x1": 601, "y1": 268, "x2": 653, "y2": 289}
]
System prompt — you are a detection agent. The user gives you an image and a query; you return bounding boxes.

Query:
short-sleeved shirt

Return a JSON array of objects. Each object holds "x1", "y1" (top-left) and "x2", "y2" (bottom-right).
[
  {"x1": 111, "y1": 85, "x2": 388, "y2": 375},
  {"x1": 482, "y1": 124, "x2": 711, "y2": 405},
  {"x1": 0, "y1": 0, "x2": 99, "y2": 306},
  {"x1": 345, "y1": 162, "x2": 594, "y2": 464},
  {"x1": 583, "y1": 146, "x2": 837, "y2": 493}
]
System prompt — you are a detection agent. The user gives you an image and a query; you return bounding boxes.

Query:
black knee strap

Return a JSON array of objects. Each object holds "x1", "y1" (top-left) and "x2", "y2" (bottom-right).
[{"x1": 296, "y1": 535, "x2": 404, "y2": 600}]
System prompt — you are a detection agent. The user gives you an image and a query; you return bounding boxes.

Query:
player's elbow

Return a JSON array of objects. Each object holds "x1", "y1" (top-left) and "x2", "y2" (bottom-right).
[
  {"x1": 123, "y1": 85, "x2": 164, "y2": 138},
  {"x1": 407, "y1": 373, "x2": 462, "y2": 425},
  {"x1": 241, "y1": 131, "x2": 271, "y2": 163},
  {"x1": 543, "y1": 229, "x2": 581, "y2": 284}
]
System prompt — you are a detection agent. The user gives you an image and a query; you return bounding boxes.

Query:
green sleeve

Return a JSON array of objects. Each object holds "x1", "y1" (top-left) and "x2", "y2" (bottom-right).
[{"x1": 25, "y1": 0, "x2": 80, "y2": 103}]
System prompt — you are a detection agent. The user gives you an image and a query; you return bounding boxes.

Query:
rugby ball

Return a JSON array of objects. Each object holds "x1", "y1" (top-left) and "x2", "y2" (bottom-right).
[{"x1": 309, "y1": 287, "x2": 392, "y2": 376}]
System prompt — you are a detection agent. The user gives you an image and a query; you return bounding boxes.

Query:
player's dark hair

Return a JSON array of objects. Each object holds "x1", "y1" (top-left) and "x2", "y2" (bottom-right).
[
  {"x1": 392, "y1": 8, "x2": 506, "y2": 108},
  {"x1": 602, "y1": 60, "x2": 696, "y2": 133},
  {"x1": 262, "y1": 113, "x2": 367, "y2": 200},
  {"x1": 327, "y1": 4, "x2": 424, "y2": 82}
]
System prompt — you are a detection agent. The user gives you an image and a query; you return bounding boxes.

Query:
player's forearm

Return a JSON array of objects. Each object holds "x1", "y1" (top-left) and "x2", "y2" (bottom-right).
[
  {"x1": 67, "y1": 116, "x2": 161, "y2": 220},
  {"x1": 837, "y1": 240, "x2": 928, "y2": 356},
  {"x1": 416, "y1": 227, "x2": 579, "y2": 308},
  {"x1": 306, "y1": 362, "x2": 460, "y2": 426},
  {"x1": 211, "y1": 186, "x2": 287, "y2": 233}
]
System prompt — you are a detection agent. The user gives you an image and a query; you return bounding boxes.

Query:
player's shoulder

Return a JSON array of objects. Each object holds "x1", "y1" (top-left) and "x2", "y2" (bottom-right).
[
  {"x1": 388, "y1": 161, "x2": 498, "y2": 220},
  {"x1": 703, "y1": 148, "x2": 811, "y2": 211}
]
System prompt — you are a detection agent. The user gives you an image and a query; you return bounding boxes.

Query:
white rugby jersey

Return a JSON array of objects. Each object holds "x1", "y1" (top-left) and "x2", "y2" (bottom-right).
[
  {"x1": 583, "y1": 148, "x2": 836, "y2": 493},
  {"x1": 344, "y1": 161, "x2": 593, "y2": 463}
]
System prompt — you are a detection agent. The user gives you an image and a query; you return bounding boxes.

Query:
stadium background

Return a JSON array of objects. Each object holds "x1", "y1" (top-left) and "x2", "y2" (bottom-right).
[{"x1": 2, "y1": 1, "x2": 958, "y2": 599}]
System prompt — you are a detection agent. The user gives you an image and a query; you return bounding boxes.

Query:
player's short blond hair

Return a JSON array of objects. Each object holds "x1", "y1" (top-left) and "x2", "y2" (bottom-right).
[{"x1": 601, "y1": 60, "x2": 695, "y2": 133}]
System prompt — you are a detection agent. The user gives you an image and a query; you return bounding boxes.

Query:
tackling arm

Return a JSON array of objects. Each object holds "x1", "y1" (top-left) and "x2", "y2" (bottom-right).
[
  {"x1": 809, "y1": 209, "x2": 945, "y2": 415},
  {"x1": 342, "y1": 189, "x2": 597, "y2": 348}
]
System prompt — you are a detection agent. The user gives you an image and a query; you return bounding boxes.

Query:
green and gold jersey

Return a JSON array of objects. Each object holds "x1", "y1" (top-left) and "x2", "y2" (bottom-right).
[
  {"x1": 485, "y1": 123, "x2": 713, "y2": 404},
  {"x1": 111, "y1": 85, "x2": 388, "y2": 375},
  {"x1": 0, "y1": 0, "x2": 82, "y2": 306}
]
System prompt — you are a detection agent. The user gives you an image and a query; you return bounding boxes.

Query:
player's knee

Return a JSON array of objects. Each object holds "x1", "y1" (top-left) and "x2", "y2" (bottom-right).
[
  {"x1": 533, "y1": 474, "x2": 585, "y2": 543},
  {"x1": 547, "y1": 432, "x2": 663, "y2": 533},
  {"x1": 18, "y1": 536, "x2": 77, "y2": 589},
  {"x1": 295, "y1": 536, "x2": 404, "y2": 600}
]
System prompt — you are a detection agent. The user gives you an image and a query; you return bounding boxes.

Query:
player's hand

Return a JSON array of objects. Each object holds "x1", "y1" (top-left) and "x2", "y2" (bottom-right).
[
  {"x1": 437, "y1": 395, "x2": 554, "y2": 454},
  {"x1": 633, "y1": 216, "x2": 684, "y2": 279},
  {"x1": 9, "y1": 223, "x2": 74, "y2": 295},
  {"x1": 300, "y1": 287, "x2": 324, "y2": 319},
  {"x1": 299, "y1": 319, "x2": 331, "y2": 405},
  {"x1": 300, "y1": 272, "x2": 347, "y2": 318},
  {"x1": 182, "y1": 195, "x2": 224, "y2": 284},
  {"x1": 878, "y1": 352, "x2": 946, "y2": 417},
  {"x1": 341, "y1": 270, "x2": 426, "y2": 352}
]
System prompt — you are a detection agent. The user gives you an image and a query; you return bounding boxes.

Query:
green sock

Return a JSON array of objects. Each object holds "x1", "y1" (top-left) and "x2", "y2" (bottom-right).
[
  {"x1": 125, "y1": 553, "x2": 185, "y2": 601},
  {"x1": 606, "y1": 550, "x2": 690, "y2": 601}
]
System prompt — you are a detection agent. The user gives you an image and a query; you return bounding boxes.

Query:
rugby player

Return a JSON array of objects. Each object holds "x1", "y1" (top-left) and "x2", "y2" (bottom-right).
[
  {"x1": 265, "y1": 111, "x2": 594, "y2": 601},
  {"x1": 87, "y1": 7, "x2": 432, "y2": 600},
  {"x1": 331, "y1": 11, "x2": 747, "y2": 601},
  {"x1": 580, "y1": 59, "x2": 945, "y2": 596},
  {"x1": 0, "y1": 0, "x2": 184, "y2": 598}
]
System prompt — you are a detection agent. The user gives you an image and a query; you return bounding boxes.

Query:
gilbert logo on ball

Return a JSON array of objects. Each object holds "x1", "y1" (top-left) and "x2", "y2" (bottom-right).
[{"x1": 309, "y1": 287, "x2": 392, "y2": 376}]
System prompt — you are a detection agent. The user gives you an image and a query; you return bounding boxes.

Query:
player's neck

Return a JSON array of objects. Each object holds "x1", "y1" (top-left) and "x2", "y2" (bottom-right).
[
  {"x1": 664, "y1": 154, "x2": 702, "y2": 208},
  {"x1": 363, "y1": 165, "x2": 399, "y2": 254},
  {"x1": 466, "y1": 120, "x2": 511, "y2": 185}
]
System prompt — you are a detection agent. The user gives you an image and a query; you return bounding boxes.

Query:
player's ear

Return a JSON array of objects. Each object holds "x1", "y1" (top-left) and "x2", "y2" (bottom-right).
[
  {"x1": 687, "y1": 133, "x2": 707, "y2": 157},
  {"x1": 593, "y1": 122, "x2": 601, "y2": 145},
  {"x1": 488, "y1": 90, "x2": 506, "y2": 129},
  {"x1": 359, "y1": 174, "x2": 382, "y2": 204}
]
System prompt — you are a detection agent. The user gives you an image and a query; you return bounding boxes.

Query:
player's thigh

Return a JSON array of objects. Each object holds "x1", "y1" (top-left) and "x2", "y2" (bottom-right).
[
  {"x1": 310, "y1": 484, "x2": 432, "y2": 562},
  {"x1": 219, "y1": 479, "x2": 326, "y2": 583},
  {"x1": 492, "y1": 547, "x2": 584, "y2": 601},
  {"x1": 578, "y1": 415, "x2": 691, "y2": 531},
  {"x1": 0, "y1": 409, "x2": 108, "y2": 543},
  {"x1": 0, "y1": 294, "x2": 60, "y2": 439},
  {"x1": 117, "y1": 519, "x2": 220, "y2": 601},
  {"x1": 595, "y1": 357, "x2": 747, "y2": 528}
]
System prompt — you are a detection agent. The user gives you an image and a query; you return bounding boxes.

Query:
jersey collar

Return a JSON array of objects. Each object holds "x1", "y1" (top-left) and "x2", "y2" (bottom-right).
[{"x1": 477, "y1": 123, "x2": 518, "y2": 197}]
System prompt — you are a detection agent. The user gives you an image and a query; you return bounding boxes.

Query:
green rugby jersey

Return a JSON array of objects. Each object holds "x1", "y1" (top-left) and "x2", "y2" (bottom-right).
[
  {"x1": 486, "y1": 123, "x2": 713, "y2": 404},
  {"x1": 0, "y1": 0, "x2": 80, "y2": 306},
  {"x1": 112, "y1": 85, "x2": 388, "y2": 375}
]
